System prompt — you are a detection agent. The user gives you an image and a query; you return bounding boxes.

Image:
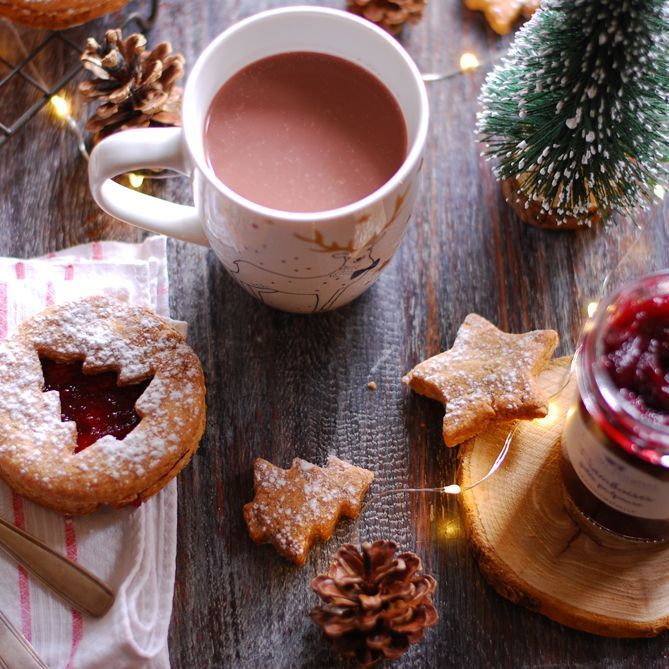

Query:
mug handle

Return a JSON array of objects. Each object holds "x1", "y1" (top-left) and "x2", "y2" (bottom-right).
[{"x1": 88, "y1": 127, "x2": 210, "y2": 246}]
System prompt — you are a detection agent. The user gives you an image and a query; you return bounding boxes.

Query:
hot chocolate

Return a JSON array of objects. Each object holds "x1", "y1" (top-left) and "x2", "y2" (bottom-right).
[{"x1": 203, "y1": 51, "x2": 407, "y2": 213}]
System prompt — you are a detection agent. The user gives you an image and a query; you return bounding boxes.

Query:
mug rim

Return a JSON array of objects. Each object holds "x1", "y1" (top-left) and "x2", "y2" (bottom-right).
[{"x1": 182, "y1": 5, "x2": 429, "y2": 223}]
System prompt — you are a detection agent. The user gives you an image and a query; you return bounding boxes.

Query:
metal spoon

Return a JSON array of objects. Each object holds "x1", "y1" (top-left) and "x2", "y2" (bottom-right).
[
  {"x1": 0, "y1": 517, "x2": 115, "y2": 618},
  {"x1": 0, "y1": 609, "x2": 48, "y2": 669}
]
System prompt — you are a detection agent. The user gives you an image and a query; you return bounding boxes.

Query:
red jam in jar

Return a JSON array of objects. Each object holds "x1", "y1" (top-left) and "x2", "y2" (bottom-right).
[
  {"x1": 561, "y1": 272, "x2": 669, "y2": 542},
  {"x1": 602, "y1": 296, "x2": 669, "y2": 421}
]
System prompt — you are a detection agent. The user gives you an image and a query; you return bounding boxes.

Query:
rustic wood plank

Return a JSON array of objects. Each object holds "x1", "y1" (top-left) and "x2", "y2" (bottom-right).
[{"x1": 0, "y1": 0, "x2": 667, "y2": 667}]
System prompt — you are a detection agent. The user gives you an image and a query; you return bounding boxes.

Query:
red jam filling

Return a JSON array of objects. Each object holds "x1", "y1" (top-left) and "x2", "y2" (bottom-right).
[
  {"x1": 41, "y1": 358, "x2": 151, "y2": 452},
  {"x1": 602, "y1": 295, "x2": 669, "y2": 424}
]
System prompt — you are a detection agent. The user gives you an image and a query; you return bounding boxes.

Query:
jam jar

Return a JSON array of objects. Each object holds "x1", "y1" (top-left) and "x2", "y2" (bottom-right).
[{"x1": 561, "y1": 271, "x2": 669, "y2": 542}]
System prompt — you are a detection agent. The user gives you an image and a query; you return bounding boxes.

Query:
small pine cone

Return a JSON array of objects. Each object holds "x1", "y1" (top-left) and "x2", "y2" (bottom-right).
[
  {"x1": 79, "y1": 29, "x2": 185, "y2": 144},
  {"x1": 347, "y1": 0, "x2": 427, "y2": 35},
  {"x1": 310, "y1": 541, "x2": 438, "y2": 667}
]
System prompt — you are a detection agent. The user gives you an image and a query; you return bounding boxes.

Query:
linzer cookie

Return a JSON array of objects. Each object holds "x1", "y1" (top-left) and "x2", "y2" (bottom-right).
[
  {"x1": 0, "y1": 296, "x2": 206, "y2": 515},
  {"x1": 0, "y1": 0, "x2": 129, "y2": 29},
  {"x1": 403, "y1": 313, "x2": 558, "y2": 447},
  {"x1": 243, "y1": 456, "x2": 374, "y2": 565}
]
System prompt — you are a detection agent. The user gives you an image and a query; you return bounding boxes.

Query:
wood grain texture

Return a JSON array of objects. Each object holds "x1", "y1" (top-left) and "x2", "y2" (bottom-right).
[
  {"x1": 459, "y1": 358, "x2": 669, "y2": 639},
  {"x1": 0, "y1": 0, "x2": 668, "y2": 667}
]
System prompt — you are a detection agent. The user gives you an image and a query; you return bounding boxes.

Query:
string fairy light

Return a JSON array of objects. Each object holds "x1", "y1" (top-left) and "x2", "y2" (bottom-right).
[
  {"x1": 534, "y1": 401, "x2": 561, "y2": 427},
  {"x1": 48, "y1": 93, "x2": 175, "y2": 184},
  {"x1": 128, "y1": 173, "x2": 145, "y2": 189},
  {"x1": 422, "y1": 50, "x2": 492, "y2": 83},
  {"x1": 459, "y1": 52, "x2": 480, "y2": 72},
  {"x1": 439, "y1": 518, "x2": 462, "y2": 540},
  {"x1": 49, "y1": 95, "x2": 70, "y2": 119},
  {"x1": 49, "y1": 95, "x2": 88, "y2": 158},
  {"x1": 374, "y1": 370, "x2": 571, "y2": 505},
  {"x1": 654, "y1": 184, "x2": 666, "y2": 200}
]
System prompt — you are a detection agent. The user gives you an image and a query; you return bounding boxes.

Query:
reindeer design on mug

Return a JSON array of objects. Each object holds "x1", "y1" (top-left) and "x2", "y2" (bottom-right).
[
  {"x1": 229, "y1": 247, "x2": 382, "y2": 313},
  {"x1": 228, "y1": 188, "x2": 411, "y2": 312}
]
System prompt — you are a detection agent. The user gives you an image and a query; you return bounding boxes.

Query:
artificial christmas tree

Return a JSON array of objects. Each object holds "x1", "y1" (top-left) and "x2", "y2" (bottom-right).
[{"x1": 477, "y1": 0, "x2": 668, "y2": 229}]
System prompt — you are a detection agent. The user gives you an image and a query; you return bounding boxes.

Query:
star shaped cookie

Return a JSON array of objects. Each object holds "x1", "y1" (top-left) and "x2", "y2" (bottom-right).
[
  {"x1": 464, "y1": 0, "x2": 539, "y2": 35},
  {"x1": 403, "y1": 314, "x2": 558, "y2": 447},
  {"x1": 243, "y1": 456, "x2": 374, "y2": 565}
]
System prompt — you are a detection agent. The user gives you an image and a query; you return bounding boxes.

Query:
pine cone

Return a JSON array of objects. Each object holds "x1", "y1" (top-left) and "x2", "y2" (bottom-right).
[
  {"x1": 347, "y1": 0, "x2": 427, "y2": 35},
  {"x1": 310, "y1": 541, "x2": 438, "y2": 666},
  {"x1": 79, "y1": 29, "x2": 185, "y2": 144}
]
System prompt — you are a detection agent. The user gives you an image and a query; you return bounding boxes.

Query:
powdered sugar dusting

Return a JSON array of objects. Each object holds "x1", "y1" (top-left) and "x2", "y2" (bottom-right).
[
  {"x1": 403, "y1": 313, "x2": 558, "y2": 446},
  {"x1": 0, "y1": 296, "x2": 206, "y2": 512},
  {"x1": 244, "y1": 455, "x2": 374, "y2": 564}
]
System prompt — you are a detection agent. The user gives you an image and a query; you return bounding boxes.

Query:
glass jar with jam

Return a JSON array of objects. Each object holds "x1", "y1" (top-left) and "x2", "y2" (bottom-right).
[{"x1": 561, "y1": 270, "x2": 669, "y2": 542}]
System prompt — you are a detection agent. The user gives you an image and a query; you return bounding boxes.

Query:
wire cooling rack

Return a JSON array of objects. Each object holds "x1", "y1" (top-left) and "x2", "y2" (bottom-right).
[{"x1": 0, "y1": 0, "x2": 160, "y2": 147}]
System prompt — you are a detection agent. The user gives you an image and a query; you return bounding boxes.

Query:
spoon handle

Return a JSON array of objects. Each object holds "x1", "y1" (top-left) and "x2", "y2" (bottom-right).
[
  {"x1": 0, "y1": 608, "x2": 48, "y2": 669},
  {"x1": 0, "y1": 517, "x2": 115, "y2": 618}
]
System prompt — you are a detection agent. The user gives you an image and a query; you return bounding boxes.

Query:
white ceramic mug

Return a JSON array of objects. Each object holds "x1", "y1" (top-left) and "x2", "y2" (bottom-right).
[{"x1": 88, "y1": 6, "x2": 429, "y2": 313}]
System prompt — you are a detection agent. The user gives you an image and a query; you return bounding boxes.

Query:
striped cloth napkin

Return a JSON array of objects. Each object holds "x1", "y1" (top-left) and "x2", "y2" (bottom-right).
[{"x1": 0, "y1": 237, "x2": 176, "y2": 669}]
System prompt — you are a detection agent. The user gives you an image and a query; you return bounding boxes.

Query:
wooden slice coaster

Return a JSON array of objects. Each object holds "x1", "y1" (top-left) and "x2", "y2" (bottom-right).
[{"x1": 457, "y1": 356, "x2": 669, "y2": 638}]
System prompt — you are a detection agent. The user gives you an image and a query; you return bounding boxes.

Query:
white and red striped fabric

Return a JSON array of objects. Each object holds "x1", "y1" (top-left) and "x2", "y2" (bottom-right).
[{"x1": 0, "y1": 237, "x2": 176, "y2": 669}]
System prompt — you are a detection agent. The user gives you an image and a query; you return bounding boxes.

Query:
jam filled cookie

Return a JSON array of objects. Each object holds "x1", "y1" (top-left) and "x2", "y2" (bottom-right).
[{"x1": 0, "y1": 296, "x2": 206, "y2": 515}]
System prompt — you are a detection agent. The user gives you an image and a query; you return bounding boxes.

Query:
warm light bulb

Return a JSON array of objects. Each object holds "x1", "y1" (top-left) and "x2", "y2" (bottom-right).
[
  {"x1": 459, "y1": 52, "x2": 480, "y2": 72},
  {"x1": 128, "y1": 173, "x2": 144, "y2": 188},
  {"x1": 535, "y1": 401, "x2": 560, "y2": 426},
  {"x1": 441, "y1": 484, "x2": 462, "y2": 495},
  {"x1": 440, "y1": 519, "x2": 462, "y2": 540},
  {"x1": 654, "y1": 184, "x2": 666, "y2": 200},
  {"x1": 587, "y1": 301, "x2": 598, "y2": 318},
  {"x1": 50, "y1": 95, "x2": 70, "y2": 119}
]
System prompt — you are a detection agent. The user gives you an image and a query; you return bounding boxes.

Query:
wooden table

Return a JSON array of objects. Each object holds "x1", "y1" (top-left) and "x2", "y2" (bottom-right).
[{"x1": 1, "y1": 1, "x2": 668, "y2": 667}]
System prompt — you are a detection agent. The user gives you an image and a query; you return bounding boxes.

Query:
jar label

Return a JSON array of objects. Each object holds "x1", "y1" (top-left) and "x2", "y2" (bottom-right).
[{"x1": 563, "y1": 407, "x2": 669, "y2": 520}]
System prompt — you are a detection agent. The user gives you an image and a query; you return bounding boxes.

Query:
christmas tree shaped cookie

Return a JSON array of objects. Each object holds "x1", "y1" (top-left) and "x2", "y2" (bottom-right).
[{"x1": 244, "y1": 456, "x2": 374, "y2": 565}]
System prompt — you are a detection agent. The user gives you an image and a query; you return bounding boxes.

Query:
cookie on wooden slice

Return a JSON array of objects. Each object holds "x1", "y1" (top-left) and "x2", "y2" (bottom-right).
[
  {"x1": 403, "y1": 314, "x2": 558, "y2": 447},
  {"x1": 458, "y1": 357, "x2": 669, "y2": 637},
  {"x1": 243, "y1": 456, "x2": 374, "y2": 565}
]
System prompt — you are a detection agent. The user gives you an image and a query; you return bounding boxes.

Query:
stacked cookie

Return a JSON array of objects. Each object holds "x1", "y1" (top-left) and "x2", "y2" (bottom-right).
[{"x1": 0, "y1": 0, "x2": 129, "y2": 29}]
